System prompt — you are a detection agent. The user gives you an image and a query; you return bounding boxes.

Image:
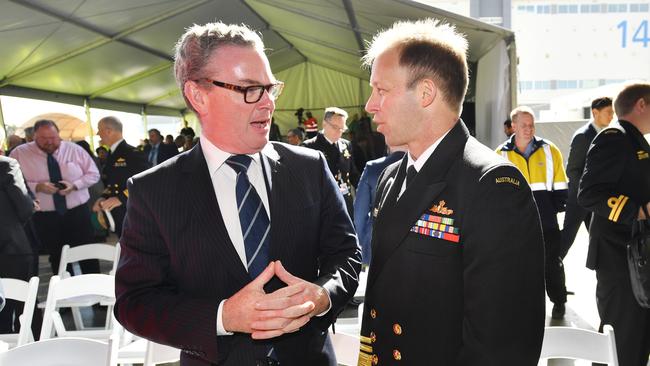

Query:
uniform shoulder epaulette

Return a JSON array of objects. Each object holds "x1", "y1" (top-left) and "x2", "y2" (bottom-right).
[{"x1": 601, "y1": 125, "x2": 625, "y2": 135}]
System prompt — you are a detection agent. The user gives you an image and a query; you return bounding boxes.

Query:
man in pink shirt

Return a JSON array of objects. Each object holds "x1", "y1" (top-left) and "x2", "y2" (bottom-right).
[{"x1": 10, "y1": 119, "x2": 100, "y2": 275}]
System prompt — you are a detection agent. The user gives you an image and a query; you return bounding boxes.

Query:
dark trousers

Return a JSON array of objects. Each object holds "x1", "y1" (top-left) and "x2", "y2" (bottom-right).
[
  {"x1": 543, "y1": 227, "x2": 567, "y2": 304},
  {"x1": 560, "y1": 197, "x2": 591, "y2": 259},
  {"x1": 111, "y1": 204, "x2": 126, "y2": 239},
  {"x1": 0, "y1": 255, "x2": 34, "y2": 334},
  {"x1": 32, "y1": 203, "x2": 99, "y2": 275},
  {"x1": 596, "y1": 269, "x2": 650, "y2": 366}
]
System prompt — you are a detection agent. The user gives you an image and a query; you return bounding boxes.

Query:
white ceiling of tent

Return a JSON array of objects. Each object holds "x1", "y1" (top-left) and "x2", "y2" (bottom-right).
[{"x1": 0, "y1": 0, "x2": 513, "y2": 116}]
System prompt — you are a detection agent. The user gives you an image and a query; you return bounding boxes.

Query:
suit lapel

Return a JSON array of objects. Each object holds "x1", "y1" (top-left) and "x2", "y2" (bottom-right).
[
  {"x1": 182, "y1": 143, "x2": 250, "y2": 285},
  {"x1": 368, "y1": 122, "x2": 469, "y2": 289}
]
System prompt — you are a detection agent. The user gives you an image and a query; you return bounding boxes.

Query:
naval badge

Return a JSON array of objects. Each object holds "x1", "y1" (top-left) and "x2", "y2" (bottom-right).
[
  {"x1": 429, "y1": 200, "x2": 453, "y2": 215},
  {"x1": 638, "y1": 150, "x2": 649, "y2": 160}
]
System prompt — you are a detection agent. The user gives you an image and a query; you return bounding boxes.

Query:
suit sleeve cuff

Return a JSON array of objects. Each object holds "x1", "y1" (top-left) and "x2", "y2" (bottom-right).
[{"x1": 216, "y1": 299, "x2": 234, "y2": 336}]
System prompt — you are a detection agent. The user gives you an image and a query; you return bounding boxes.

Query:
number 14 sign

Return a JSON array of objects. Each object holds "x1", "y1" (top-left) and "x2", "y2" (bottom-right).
[{"x1": 617, "y1": 20, "x2": 649, "y2": 48}]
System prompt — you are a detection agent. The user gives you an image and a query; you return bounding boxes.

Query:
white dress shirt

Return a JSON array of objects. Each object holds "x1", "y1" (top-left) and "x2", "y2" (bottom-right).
[{"x1": 398, "y1": 129, "x2": 451, "y2": 199}]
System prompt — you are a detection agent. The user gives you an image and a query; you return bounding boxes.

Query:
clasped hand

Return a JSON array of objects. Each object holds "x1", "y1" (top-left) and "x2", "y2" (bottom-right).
[{"x1": 222, "y1": 261, "x2": 330, "y2": 339}]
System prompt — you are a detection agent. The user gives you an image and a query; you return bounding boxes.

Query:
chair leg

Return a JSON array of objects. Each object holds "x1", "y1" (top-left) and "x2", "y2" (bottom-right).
[{"x1": 72, "y1": 307, "x2": 86, "y2": 330}]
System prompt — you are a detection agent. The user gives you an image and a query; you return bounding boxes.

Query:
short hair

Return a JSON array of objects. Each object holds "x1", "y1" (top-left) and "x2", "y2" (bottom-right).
[
  {"x1": 591, "y1": 97, "x2": 613, "y2": 110},
  {"x1": 98, "y1": 116, "x2": 123, "y2": 132},
  {"x1": 503, "y1": 119, "x2": 512, "y2": 128},
  {"x1": 23, "y1": 127, "x2": 34, "y2": 137},
  {"x1": 287, "y1": 128, "x2": 304, "y2": 140},
  {"x1": 323, "y1": 107, "x2": 348, "y2": 121},
  {"x1": 362, "y1": 18, "x2": 469, "y2": 114},
  {"x1": 148, "y1": 128, "x2": 162, "y2": 137},
  {"x1": 174, "y1": 22, "x2": 265, "y2": 112},
  {"x1": 33, "y1": 119, "x2": 59, "y2": 132},
  {"x1": 510, "y1": 106, "x2": 536, "y2": 122},
  {"x1": 614, "y1": 82, "x2": 650, "y2": 117}
]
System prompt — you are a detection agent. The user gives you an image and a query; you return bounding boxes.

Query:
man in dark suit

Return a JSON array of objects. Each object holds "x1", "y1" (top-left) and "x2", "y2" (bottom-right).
[
  {"x1": 93, "y1": 116, "x2": 149, "y2": 237},
  {"x1": 578, "y1": 83, "x2": 650, "y2": 366},
  {"x1": 353, "y1": 146, "x2": 406, "y2": 265},
  {"x1": 302, "y1": 107, "x2": 359, "y2": 218},
  {"x1": 358, "y1": 19, "x2": 545, "y2": 365},
  {"x1": 114, "y1": 22, "x2": 361, "y2": 366},
  {"x1": 559, "y1": 97, "x2": 614, "y2": 258},
  {"x1": 0, "y1": 156, "x2": 34, "y2": 333},
  {"x1": 143, "y1": 128, "x2": 179, "y2": 166}
]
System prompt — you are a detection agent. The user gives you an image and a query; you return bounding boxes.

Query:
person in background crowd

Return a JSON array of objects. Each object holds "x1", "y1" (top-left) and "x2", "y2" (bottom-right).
[
  {"x1": 165, "y1": 134, "x2": 174, "y2": 145},
  {"x1": 303, "y1": 110, "x2": 319, "y2": 139},
  {"x1": 5, "y1": 135, "x2": 24, "y2": 156},
  {"x1": 559, "y1": 97, "x2": 614, "y2": 259},
  {"x1": 144, "y1": 128, "x2": 179, "y2": 166},
  {"x1": 23, "y1": 127, "x2": 35, "y2": 143},
  {"x1": 96, "y1": 146, "x2": 109, "y2": 169},
  {"x1": 114, "y1": 21, "x2": 360, "y2": 366},
  {"x1": 75, "y1": 140, "x2": 108, "y2": 243},
  {"x1": 503, "y1": 118, "x2": 514, "y2": 137},
  {"x1": 269, "y1": 117, "x2": 281, "y2": 142},
  {"x1": 359, "y1": 19, "x2": 545, "y2": 365},
  {"x1": 497, "y1": 106, "x2": 569, "y2": 319},
  {"x1": 0, "y1": 155, "x2": 34, "y2": 333},
  {"x1": 302, "y1": 107, "x2": 359, "y2": 218},
  {"x1": 93, "y1": 116, "x2": 149, "y2": 237},
  {"x1": 579, "y1": 83, "x2": 650, "y2": 366},
  {"x1": 174, "y1": 135, "x2": 186, "y2": 152},
  {"x1": 285, "y1": 128, "x2": 304, "y2": 146},
  {"x1": 10, "y1": 120, "x2": 100, "y2": 275},
  {"x1": 353, "y1": 144, "x2": 406, "y2": 266},
  {"x1": 180, "y1": 120, "x2": 196, "y2": 141}
]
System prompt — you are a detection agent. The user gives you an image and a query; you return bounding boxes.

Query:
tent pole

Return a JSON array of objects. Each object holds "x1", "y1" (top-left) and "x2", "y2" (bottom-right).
[
  {"x1": 0, "y1": 96, "x2": 7, "y2": 151},
  {"x1": 141, "y1": 106, "x2": 148, "y2": 138},
  {"x1": 84, "y1": 98, "x2": 95, "y2": 151}
]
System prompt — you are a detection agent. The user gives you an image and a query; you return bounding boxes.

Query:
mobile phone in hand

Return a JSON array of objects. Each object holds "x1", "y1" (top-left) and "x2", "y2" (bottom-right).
[{"x1": 53, "y1": 182, "x2": 67, "y2": 190}]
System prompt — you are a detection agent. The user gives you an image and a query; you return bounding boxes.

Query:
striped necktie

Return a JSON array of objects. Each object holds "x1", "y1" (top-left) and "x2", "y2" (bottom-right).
[{"x1": 225, "y1": 155, "x2": 270, "y2": 278}]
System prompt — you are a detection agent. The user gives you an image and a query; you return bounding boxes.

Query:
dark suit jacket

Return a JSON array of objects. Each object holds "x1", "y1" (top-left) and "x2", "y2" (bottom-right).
[
  {"x1": 360, "y1": 121, "x2": 545, "y2": 365},
  {"x1": 302, "y1": 133, "x2": 359, "y2": 188},
  {"x1": 353, "y1": 151, "x2": 405, "y2": 265},
  {"x1": 114, "y1": 142, "x2": 361, "y2": 366},
  {"x1": 0, "y1": 156, "x2": 34, "y2": 255},
  {"x1": 579, "y1": 120, "x2": 650, "y2": 271},
  {"x1": 566, "y1": 122, "x2": 598, "y2": 198},
  {"x1": 143, "y1": 142, "x2": 179, "y2": 166}
]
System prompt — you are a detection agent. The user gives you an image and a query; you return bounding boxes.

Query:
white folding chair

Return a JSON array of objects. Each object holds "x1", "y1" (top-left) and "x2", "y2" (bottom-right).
[
  {"x1": 329, "y1": 331, "x2": 360, "y2": 366},
  {"x1": 540, "y1": 325, "x2": 619, "y2": 365},
  {"x1": 0, "y1": 335, "x2": 119, "y2": 366},
  {"x1": 41, "y1": 243, "x2": 120, "y2": 330},
  {"x1": 40, "y1": 274, "x2": 115, "y2": 341},
  {"x1": 0, "y1": 277, "x2": 39, "y2": 347},
  {"x1": 114, "y1": 320, "x2": 180, "y2": 366}
]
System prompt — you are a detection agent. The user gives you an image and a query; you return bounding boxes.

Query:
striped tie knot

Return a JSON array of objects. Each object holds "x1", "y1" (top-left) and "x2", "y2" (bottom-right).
[{"x1": 225, "y1": 154, "x2": 252, "y2": 174}]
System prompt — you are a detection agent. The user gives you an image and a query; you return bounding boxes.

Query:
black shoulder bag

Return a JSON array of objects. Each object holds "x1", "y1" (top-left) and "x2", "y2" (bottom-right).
[{"x1": 627, "y1": 205, "x2": 650, "y2": 308}]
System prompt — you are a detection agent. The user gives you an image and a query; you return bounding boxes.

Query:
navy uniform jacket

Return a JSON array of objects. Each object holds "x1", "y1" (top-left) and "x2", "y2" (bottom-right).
[
  {"x1": 114, "y1": 142, "x2": 361, "y2": 366},
  {"x1": 302, "y1": 132, "x2": 359, "y2": 188},
  {"x1": 101, "y1": 140, "x2": 149, "y2": 235},
  {"x1": 578, "y1": 120, "x2": 650, "y2": 271},
  {"x1": 566, "y1": 122, "x2": 598, "y2": 193},
  {"x1": 359, "y1": 121, "x2": 545, "y2": 366}
]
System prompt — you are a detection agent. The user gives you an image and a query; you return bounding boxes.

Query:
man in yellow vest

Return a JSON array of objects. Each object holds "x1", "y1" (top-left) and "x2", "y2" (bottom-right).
[{"x1": 496, "y1": 106, "x2": 569, "y2": 319}]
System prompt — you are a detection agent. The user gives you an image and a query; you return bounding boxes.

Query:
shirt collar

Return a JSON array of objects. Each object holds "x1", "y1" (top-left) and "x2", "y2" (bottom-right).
[
  {"x1": 200, "y1": 135, "x2": 279, "y2": 176},
  {"x1": 110, "y1": 139, "x2": 124, "y2": 153},
  {"x1": 407, "y1": 129, "x2": 451, "y2": 173}
]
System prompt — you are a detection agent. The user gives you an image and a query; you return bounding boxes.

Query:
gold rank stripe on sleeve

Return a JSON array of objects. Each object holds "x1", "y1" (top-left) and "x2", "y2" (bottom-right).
[
  {"x1": 360, "y1": 343, "x2": 373, "y2": 354},
  {"x1": 607, "y1": 195, "x2": 629, "y2": 222},
  {"x1": 360, "y1": 335, "x2": 372, "y2": 345},
  {"x1": 358, "y1": 350, "x2": 372, "y2": 366},
  {"x1": 123, "y1": 189, "x2": 129, "y2": 198}
]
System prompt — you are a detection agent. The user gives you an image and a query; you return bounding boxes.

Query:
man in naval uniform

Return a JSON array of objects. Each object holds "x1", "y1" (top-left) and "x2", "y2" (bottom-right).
[{"x1": 358, "y1": 19, "x2": 546, "y2": 366}]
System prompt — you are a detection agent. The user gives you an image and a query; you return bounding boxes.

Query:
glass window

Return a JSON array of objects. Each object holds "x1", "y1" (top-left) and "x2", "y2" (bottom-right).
[
  {"x1": 545, "y1": 5, "x2": 551, "y2": 13},
  {"x1": 619, "y1": 4, "x2": 627, "y2": 12},
  {"x1": 558, "y1": 80, "x2": 567, "y2": 89},
  {"x1": 630, "y1": 3, "x2": 639, "y2": 12},
  {"x1": 517, "y1": 5, "x2": 525, "y2": 11},
  {"x1": 640, "y1": 3, "x2": 649, "y2": 12},
  {"x1": 527, "y1": 5, "x2": 535, "y2": 12},
  {"x1": 537, "y1": 5, "x2": 544, "y2": 13},
  {"x1": 580, "y1": 4, "x2": 590, "y2": 12},
  {"x1": 559, "y1": 5, "x2": 568, "y2": 13},
  {"x1": 568, "y1": 80, "x2": 578, "y2": 89},
  {"x1": 590, "y1": 4, "x2": 600, "y2": 12},
  {"x1": 569, "y1": 4, "x2": 578, "y2": 12},
  {"x1": 608, "y1": 4, "x2": 618, "y2": 12}
]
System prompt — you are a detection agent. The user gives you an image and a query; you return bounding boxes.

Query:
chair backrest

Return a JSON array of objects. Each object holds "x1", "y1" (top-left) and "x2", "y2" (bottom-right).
[
  {"x1": 57, "y1": 243, "x2": 119, "y2": 277},
  {"x1": 329, "y1": 331, "x2": 360, "y2": 366},
  {"x1": 144, "y1": 340, "x2": 181, "y2": 366},
  {"x1": 0, "y1": 336, "x2": 118, "y2": 366},
  {"x1": 39, "y1": 274, "x2": 115, "y2": 340},
  {"x1": 540, "y1": 325, "x2": 619, "y2": 365},
  {"x1": 0, "y1": 277, "x2": 39, "y2": 346}
]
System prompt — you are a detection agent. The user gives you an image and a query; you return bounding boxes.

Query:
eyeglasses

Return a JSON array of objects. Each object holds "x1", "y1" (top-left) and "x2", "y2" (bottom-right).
[
  {"x1": 325, "y1": 119, "x2": 347, "y2": 132},
  {"x1": 200, "y1": 79, "x2": 284, "y2": 104}
]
